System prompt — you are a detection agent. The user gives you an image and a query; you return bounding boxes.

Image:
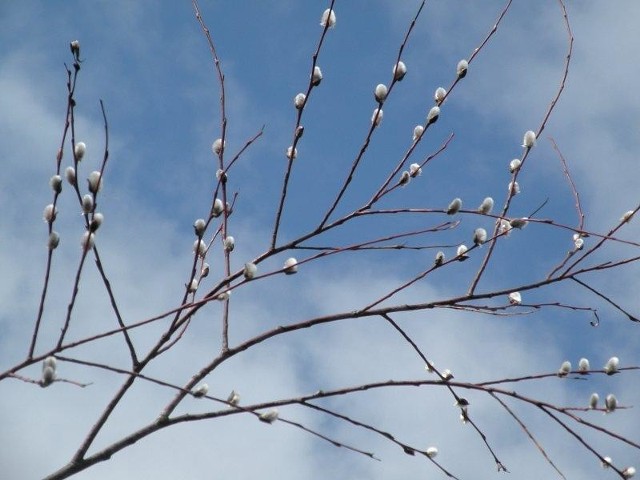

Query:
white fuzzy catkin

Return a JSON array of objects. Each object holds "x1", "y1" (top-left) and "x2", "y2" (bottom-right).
[
  {"x1": 244, "y1": 262, "x2": 258, "y2": 280},
  {"x1": 604, "y1": 356, "x2": 619, "y2": 375},
  {"x1": 312, "y1": 66, "x2": 323, "y2": 86},
  {"x1": 43, "y1": 204, "x2": 57, "y2": 223},
  {"x1": 320, "y1": 8, "x2": 336, "y2": 28},
  {"x1": 456, "y1": 59, "x2": 468, "y2": 78},
  {"x1": 426, "y1": 106, "x2": 440, "y2": 124},
  {"x1": 393, "y1": 61, "x2": 407, "y2": 81},
  {"x1": 48, "y1": 231, "x2": 60, "y2": 249},
  {"x1": 508, "y1": 292, "x2": 522, "y2": 305},
  {"x1": 522, "y1": 130, "x2": 536, "y2": 148},
  {"x1": 478, "y1": 197, "x2": 494, "y2": 214},
  {"x1": 371, "y1": 107, "x2": 383, "y2": 126},
  {"x1": 81, "y1": 232, "x2": 95, "y2": 251},
  {"x1": 374, "y1": 83, "x2": 388, "y2": 102},
  {"x1": 212, "y1": 138, "x2": 225, "y2": 155},
  {"x1": 447, "y1": 198, "x2": 462, "y2": 215},
  {"x1": 88, "y1": 171, "x2": 102, "y2": 193},
  {"x1": 284, "y1": 257, "x2": 298, "y2": 274},
  {"x1": 413, "y1": 125, "x2": 424, "y2": 141},
  {"x1": 473, "y1": 228, "x2": 487, "y2": 245},
  {"x1": 294, "y1": 93, "x2": 306, "y2": 109},
  {"x1": 50, "y1": 175, "x2": 62, "y2": 193},
  {"x1": 65, "y1": 166, "x2": 76, "y2": 185},
  {"x1": 74, "y1": 142, "x2": 86, "y2": 161},
  {"x1": 213, "y1": 198, "x2": 224, "y2": 217}
]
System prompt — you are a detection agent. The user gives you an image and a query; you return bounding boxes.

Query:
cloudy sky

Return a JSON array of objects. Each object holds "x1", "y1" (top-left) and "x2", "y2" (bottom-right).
[{"x1": 1, "y1": 1, "x2": 640, "y2": 479}]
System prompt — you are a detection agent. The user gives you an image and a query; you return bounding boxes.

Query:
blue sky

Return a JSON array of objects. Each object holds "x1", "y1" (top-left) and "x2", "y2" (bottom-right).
[{"x1": 1, "y1": 1, "x2": 640, "y2": 479}]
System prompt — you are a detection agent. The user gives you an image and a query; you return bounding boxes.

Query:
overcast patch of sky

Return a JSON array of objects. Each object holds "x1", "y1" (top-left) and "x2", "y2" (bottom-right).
[{"x1": 1, "y1": 1, "x2": 639, "y2": 479}]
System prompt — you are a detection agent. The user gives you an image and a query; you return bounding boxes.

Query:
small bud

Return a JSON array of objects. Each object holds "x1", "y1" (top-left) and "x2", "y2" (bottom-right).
[
  {"x1": 434, "y1": 87, "x2": 447, "y2": 104},
  {"x1": 604, "y1": 356, "x2": 619, "y2": 375},
  {"x1": 187, "y1": 279, "x2": 199, "y2": 293},
  {"x1": 508, "y1": 181, "x2": 520, "y2": 195},
  {"x1": 426, "y1": 106, "x2": 440, "y2": 125},
  {"x1": 201, "y1": 263, "x2": 210, "y2": 278},
  {"x1": 509, "y1": 217, "x2": 528, "y2": 229},
  {"x1": 426, "y1": 446, "x2": 438, "y2": 458},
  {"x1": 212, "y1": 138, "x2": 225, "y2": 155},
  {"x1": 216, "y1": 291, "x2": 230, "y2": 301},
  {"x1": 320, "y1": 8, "x2": 336, "y2": 28},
  {"x1": 522, "y1": 130, "x2": 536, "y2": 148},
  {"x1": 623, "y1": 467, "x2": 636, "y2": 478},
  {"x1": 434, "y1": 251, "x2": 445, "y2": 266},
  {"x1": 70, "y1": 40, "x2": 80, "y2": 59},
  {"x1": 65, "y1": 166, "x2": 76, "y2": 185},
  {"x1": 601, "y1": 456, "x2": 612, "y2": 468},
  {"x1": 371, "y1": 107, "x2": 383, "y2": 126},
  {"x1": 509, "y1": 158, "x2": 521, "y2": 173},
  {"x1": 259, "y1": 409, "x2": 279, "y2": 424},
  {"x1": 224, "y1": 236, "x2": 235, "y2": 252},
  {"x1": 573, "y1": 236, "x2": 584, "y2": 250},
  {"x1": 460, "y1": 407, "x2": 469, "y2": 424},
  {"x1": 425, "y1": 361, "x2": 435, "y2": 373},
  {"x1": 447, "y1": 198, "x2": 462, "y2": 215},
  {"x1": 194, "y1": 239, "x2": 206, "y2": 257},
  {"x1": 284, "y1": 257, "x2": 298, "y2": 274},
  {"x1": 311, "y1": 66, "x2": 323, "y2": 86},
  {"x1": 456, "y1": 244, "x2": 468, "y2": 260},
  {"x1": 50, "y1": 175, "x2": 63, "y2": 193},
  {"x1": 508, "y1": 292, "x2": 522, "y2": 305},
  {"x1": 621, "y1": 210, "x2": 635, "y2": 223},
  {"x1": 399, "y1": 171, "x2": 410, "y2": 186},
  {"x1": 286, "y1": 146, "x2": 298, "y2": 160},
  {"x1": 41, "y1": 366, "x2": 56, "y2": 387},
  {"x1": 227, "y1": 390, "x2": 240, "y2": 406},
  {"x1": 409, "y1": 163, "x2": 422, "y2": 177},
  {"x1": 478, "y1": 197, "x2": 494, "y2": 215},
  {"x1": 48, "y1": 231, "x2": 60, "y2": 250},
  {"x1": 578, "y1": 358, "x2": 590, "y2": 373},
  {"x1": 192, "y1": 383, "x2": 209, "y2": 398},
  {"x1": 194, "y1": 219, "x2": 206, "y2": 237},
  {"x1": 605, "y1": 393, "x2": 617, "y2": 413},
  {"x1": 412, "y1": 125, "x2": 424, "y2": 142},
  {"x1": 43, "y1": 204, "x2": 57, "y2": 223},
  {"x1": 244, "y1": 262, "x2": 258, "y2": 280},
  {"x1": 456, "y1": 59, "x2": 468, "y2": 78},
  {"x1": 90, "y1": 212, "x2": 104, "y2": 231},
  {"x1": 473, "y1": 228, "x2": 487, "y2": 246},
  {"x1": 393, "y1": 61, "x2": 407, "y2": 81},
  {"x1": 295, "y1": 126, "x2": 305, "y2": 139},
  {"x1": 81, "y1": 194, "x2": 94, "y2": 214},
  {"x1": 558, "y1": 360, "x2": 571, "y2": 376},
  {"x1": 374, "y1": 83, "x2": 388, "y2": 103},
  {"x1": 294, "y1": 93, "x2": 306, "y2": 109},
  {"x1": 74, "y1": 142, "x2": 86, "y2": 161},
  {"x1": 620, "y1": 210, "x2": 634, "y2": 223},
  {"x1": 589, "y1": 393, "x2": 599, "y2": 409},
  {"x1": 216, "y1": 169, "x2": 227, "y2": 184},
  {"x1": 442, "y1": 369, "x2": 454, "y2": 381},
  {"x1": 81, "y1": 232, "x2": 95, "y2": 251},
  {"x1": 87, "y1": 171, "x2": 102, "y2": 193},
  {"x1": 212, "y1": 198, "x2": 224, "y2": 217}
]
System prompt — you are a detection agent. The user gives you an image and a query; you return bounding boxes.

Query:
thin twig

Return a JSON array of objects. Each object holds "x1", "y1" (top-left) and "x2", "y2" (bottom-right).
[{"x1": 468, "y1": 0, "x2": 573, "y2": 295}]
